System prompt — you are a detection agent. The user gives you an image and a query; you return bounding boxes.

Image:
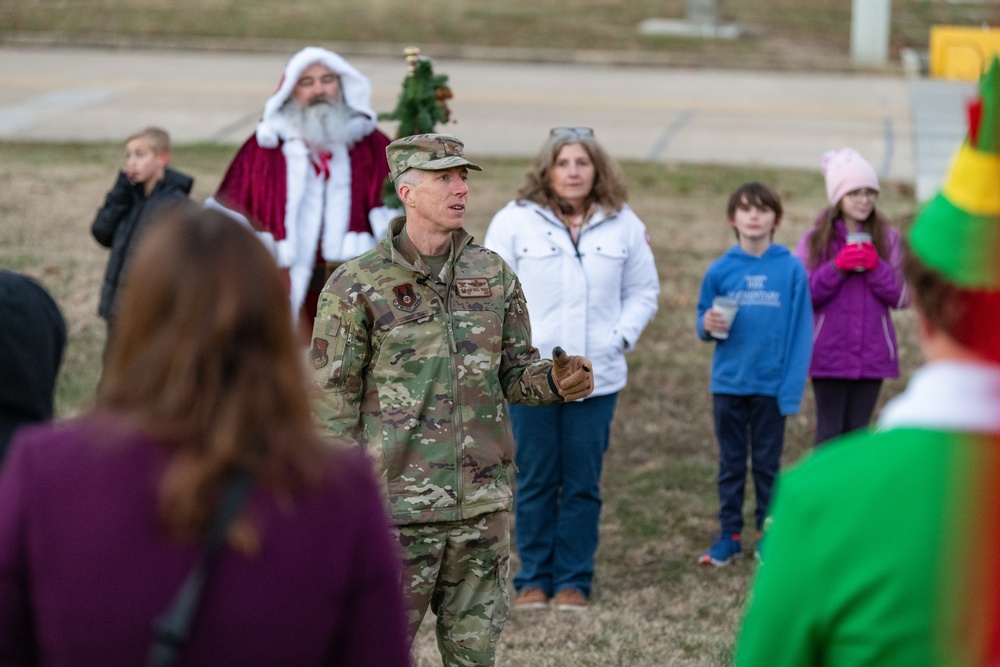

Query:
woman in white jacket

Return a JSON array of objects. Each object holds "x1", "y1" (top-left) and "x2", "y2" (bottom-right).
[{"x1": 484, "y1": 127, "x2": 660, "y2": 611}]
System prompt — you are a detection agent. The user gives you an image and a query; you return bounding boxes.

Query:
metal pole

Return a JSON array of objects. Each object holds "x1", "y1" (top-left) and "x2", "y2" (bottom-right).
[
  {"x1": 851, "y1": 0, "x2": 891, "y2": 64},
  {"x1": 687, "y1": 0, "x2": 718, "y2": 26}
]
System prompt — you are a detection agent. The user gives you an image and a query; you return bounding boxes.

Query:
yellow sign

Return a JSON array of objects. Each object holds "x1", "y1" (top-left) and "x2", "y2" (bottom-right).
[{"x1": 930, "y1": 25, "x2": 1000, "y2": 81}]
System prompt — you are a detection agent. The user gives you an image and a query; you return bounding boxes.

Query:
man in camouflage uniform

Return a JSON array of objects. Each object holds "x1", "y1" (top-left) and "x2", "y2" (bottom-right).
[{"x1": 311, "y1": 133, "x2": 594, "y2": 666}]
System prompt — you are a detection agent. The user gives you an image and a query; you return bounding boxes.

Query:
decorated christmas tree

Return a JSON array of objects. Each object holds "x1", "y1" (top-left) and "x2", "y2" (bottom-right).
[{"x1": 378, "y1": 47, "x2": 454, "y2": 208}]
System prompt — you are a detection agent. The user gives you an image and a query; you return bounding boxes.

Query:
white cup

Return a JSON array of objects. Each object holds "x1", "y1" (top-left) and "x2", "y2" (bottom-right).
[
  {"x1": 845, "y1": 232, "x2": 873, "y2": 272},
  {"x1": 711, "y1": 296, "x2": 739, "y2": 340}
]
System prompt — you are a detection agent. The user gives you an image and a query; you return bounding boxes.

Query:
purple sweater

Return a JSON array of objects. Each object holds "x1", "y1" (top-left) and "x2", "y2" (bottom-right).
[
  {"x1": 0, "y1": 416, "x2": 410, "y2": 667},
  {"x1": 795, "y1": 216, "x2": 909, "y2": 380}
]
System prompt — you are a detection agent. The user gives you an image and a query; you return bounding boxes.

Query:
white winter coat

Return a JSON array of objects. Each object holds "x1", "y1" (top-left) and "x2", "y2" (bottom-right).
[{"x1": 484, "y1": 200, "x2": 660, "y2": 397}]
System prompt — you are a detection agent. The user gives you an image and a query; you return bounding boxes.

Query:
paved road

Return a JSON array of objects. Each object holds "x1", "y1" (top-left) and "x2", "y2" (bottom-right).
[{"x1": 0, "y1": 45, "x2": 974, "y2": 199}]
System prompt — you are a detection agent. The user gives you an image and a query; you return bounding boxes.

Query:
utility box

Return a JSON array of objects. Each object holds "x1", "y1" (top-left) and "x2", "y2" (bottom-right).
[{"x1": 930, "y1": 25, "x2": 1000, "y2": 81}]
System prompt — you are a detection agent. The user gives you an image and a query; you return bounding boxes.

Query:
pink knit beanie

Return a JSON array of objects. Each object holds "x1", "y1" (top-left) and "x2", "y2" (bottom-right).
[{"x1": 821, "y1": 148, "x2": 880, "y2": 205}]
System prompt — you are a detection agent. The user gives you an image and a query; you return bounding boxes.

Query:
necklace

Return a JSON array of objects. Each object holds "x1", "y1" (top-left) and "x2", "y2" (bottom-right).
[{"x1": 561, "y1": 209, "x2": 588, "y2": 243}]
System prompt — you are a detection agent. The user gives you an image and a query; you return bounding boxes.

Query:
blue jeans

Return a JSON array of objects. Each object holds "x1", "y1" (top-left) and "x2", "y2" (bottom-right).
[
  {"x1": 509, "y1": 392, "x2": 618, "y2": 599},
  {"x1": 712, "y1": 394, "x2": 785, "y2": 535}
]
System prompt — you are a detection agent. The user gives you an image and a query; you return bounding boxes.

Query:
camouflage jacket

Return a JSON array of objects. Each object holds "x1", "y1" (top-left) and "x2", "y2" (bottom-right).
[{"x1": 312, "y1": 216, "x2": 562, "y2": 526}]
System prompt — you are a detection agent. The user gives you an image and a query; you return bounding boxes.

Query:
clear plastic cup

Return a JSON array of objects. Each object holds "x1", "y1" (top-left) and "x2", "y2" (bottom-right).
[{"x1": 711, "y1": 296, "x2": 739, "y2": 340}]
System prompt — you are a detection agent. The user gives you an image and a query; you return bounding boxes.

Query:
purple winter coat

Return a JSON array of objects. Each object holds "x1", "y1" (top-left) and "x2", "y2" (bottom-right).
[
  {"x1": 795, "y1": 215, "x2": 909, "y2": 380},
  {"x1": 0, "y1": 416, "x2": 411, "y2": 667}
]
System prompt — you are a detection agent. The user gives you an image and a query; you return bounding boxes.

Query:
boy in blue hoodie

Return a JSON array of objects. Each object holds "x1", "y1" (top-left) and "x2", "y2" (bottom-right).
[{"x1": 696, "y1": 182, "x2": 813, "y2": 566}]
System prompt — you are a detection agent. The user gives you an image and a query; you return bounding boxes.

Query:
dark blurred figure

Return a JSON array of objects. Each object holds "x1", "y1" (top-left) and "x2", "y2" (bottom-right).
[
  {"x1": 0, "y1": 208, "x2": 410, "y2": 666},
  {"x1": 0, "y1": 271, "x2": 66, "y2": 461}
]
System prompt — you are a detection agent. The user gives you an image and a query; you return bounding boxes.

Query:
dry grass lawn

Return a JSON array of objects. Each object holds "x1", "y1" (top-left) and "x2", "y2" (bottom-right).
[{"x1": 0, "y1": 141, "x2": 922, "y2": 665}]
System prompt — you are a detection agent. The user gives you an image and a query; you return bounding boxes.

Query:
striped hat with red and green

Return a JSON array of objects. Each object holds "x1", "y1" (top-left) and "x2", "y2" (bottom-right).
[{"x1": 909, "y1": 56, "x2": 1000, "y2": 287}]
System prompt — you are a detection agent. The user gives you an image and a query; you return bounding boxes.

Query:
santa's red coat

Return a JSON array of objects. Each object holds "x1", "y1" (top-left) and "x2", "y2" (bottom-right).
[{"x1": 214, "y1": 130, "x2": 391, "y2": 256}]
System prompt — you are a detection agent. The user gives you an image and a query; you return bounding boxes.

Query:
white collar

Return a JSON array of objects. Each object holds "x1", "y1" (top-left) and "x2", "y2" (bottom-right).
[{"x1": 878, "y1": 361, "x2": 1000, "y2": 433}]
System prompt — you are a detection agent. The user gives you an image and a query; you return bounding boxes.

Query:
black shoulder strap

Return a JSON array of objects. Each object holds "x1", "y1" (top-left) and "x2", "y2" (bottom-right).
[{"x1": 147, "y1": 468, "x2": 254, "y2": 667}]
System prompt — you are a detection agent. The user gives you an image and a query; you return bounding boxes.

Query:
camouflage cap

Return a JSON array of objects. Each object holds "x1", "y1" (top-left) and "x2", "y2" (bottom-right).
[{"x1": 386, "y1": 133, "x2": 483, "y2": 181}]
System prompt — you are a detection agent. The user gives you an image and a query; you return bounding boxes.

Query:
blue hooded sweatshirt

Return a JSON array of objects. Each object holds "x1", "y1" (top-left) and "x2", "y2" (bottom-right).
[{"x1": 696, "y1": 243, "x2": 813, "y2": 415}]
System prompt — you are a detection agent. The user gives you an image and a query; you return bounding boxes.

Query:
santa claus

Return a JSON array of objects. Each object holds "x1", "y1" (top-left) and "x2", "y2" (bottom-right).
[{"x1": 207, "y1": 47, "x2": 392, "y2": 321}]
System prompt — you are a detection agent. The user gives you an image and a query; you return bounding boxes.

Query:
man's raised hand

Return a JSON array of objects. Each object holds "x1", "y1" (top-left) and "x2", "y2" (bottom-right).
[{"x1": 551, "y1": 346, "x2": 594, "y2": 402}]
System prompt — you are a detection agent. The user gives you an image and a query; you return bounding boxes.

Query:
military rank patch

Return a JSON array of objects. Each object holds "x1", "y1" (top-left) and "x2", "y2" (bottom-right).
[
  {"x1": 455, "y1": 278, "x2": 491, "y2": 298},
  {"x1": 392, "y1": 283, "x2": 421, "y2": 312},
  {"x1": 309, "y1": 337, "x2": 329, "y2": 369}
]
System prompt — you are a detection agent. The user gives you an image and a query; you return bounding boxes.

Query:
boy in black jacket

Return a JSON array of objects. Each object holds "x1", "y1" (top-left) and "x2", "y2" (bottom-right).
[{"x1": 91, "y1": 127, "x2": 193, "y2": 336}]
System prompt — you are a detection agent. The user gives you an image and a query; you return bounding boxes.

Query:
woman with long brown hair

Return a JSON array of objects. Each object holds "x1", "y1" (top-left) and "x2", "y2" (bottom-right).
[
  {"x1": 0, "y1": 207, "x2": 409, "y2": 665},
  {"x1": 483, "y1": 127, "x2": 660, "y2": 611}
]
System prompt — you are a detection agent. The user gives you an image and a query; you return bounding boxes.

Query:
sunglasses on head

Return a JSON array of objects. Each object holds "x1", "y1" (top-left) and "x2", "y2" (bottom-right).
[{"x1": 549, "y1": 127, "x2": 595, "y2": 140}]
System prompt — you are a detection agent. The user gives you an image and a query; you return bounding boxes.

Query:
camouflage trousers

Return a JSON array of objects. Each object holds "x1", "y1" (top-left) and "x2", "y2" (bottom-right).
[{"x1": 394, "y1": 511, "x2": 511, "y2": 667}]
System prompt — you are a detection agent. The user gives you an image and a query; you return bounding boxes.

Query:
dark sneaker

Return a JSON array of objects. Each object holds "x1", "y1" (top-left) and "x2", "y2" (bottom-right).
[{"x1": 699, "y1": 533, "x2": 742, "y2": 567}]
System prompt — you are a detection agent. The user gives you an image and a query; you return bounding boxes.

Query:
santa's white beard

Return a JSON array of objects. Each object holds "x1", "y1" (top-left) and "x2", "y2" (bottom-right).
[{"x1": 282, "y1": 99, "x2": 368, "y2": 148}]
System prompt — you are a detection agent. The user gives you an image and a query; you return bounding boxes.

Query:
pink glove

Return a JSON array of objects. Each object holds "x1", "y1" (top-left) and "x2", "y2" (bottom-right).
[
  {"x1": 834, "y1": 244, "x2": 866, "y2": 272},
  {"x1": 856, "y1": 241, "x2": 878, "y2": 271},
  {"x1": 835, "y1": 242, "x2": 879, "y2": 272}
]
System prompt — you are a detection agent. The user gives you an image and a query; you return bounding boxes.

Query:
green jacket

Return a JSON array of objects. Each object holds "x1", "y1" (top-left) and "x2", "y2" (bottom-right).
[
  {"x1": 312, "y1": 217, "x2": 561, "y2": 526},
  {"x1": 737, "y1": 361, "x2": 1000, "y2": 666}
]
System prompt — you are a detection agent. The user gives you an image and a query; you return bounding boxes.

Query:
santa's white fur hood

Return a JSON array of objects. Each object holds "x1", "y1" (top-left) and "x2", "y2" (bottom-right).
[{"x1": 256, "y1": 46, "x2": 378, "y2": 148}]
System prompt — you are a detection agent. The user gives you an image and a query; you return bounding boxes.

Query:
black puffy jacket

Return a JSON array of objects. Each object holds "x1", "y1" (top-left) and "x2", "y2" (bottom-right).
[{"x1": 91, "y1": 168, "x2": 193, "y2": 319}]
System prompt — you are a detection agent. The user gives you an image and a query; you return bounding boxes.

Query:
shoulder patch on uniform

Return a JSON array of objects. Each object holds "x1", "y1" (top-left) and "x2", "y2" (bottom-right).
[
  {"x1": 392, "y1": 283, "x2": 421, "y2": 312},
  {"x1": 309, "y1": 337, "x2": 329, "y2": 369},
  {"x1": 454, "y1": 278, "x2": 491, "y2": 298}
]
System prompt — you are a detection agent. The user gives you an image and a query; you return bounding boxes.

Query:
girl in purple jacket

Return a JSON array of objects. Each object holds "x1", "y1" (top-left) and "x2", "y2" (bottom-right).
[{"x1": 796, "y1": 148, "x2": 909, "y2": 445}]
